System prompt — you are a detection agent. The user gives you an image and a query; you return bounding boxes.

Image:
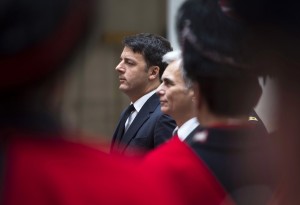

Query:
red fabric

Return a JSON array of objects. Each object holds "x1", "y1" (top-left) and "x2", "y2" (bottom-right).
[
  {"x1": 139, "y1": 136, "x2": 236, "y2": 205},
  {"x1": 3, "y1": 133, "x2": 180, "y2": 205}
]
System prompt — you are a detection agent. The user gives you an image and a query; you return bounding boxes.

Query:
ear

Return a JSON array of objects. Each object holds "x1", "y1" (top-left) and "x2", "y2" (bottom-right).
[
  {"x1": 188, "y1": 87, "x2": 195, "y2": 98},
  {"x1": 148, "y1": 66, "x2": 160, "y2": 80},
  {"x1": 192, "y1": 83, "x2": 202, "y2": 110}
]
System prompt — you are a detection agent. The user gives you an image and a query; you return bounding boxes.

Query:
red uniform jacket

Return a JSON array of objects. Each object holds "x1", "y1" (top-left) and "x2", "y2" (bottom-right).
[
  {"x1": 2, "y1": 131, "x2": 180, "y2": 205},
  {"x1": 139, "y1": 136, "x2": 235, "y2": 205}
]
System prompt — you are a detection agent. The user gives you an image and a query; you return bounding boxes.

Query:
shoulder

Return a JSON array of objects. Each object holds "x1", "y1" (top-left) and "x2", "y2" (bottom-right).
[
  {"x1": 156, "y1": 112, "x2": 176, "y2": 126},
  {"x1": 140, "y1": 138, "x2": 234, "y2": 205}
]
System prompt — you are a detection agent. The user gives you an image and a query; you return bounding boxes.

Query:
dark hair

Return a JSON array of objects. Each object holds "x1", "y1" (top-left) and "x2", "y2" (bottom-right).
[
  {"x1": 231, "y1": 0, "x2": 300, "y2": 32},
  {"x1": 122, "y1": 33, "x2": 173, "y2": 78},
  {"x1": 231, "y1": 0, "x2": 300, "y2": 78},
  {"x1": 176, "y1": 0, "x2": 261, "y2": 117},
  {"x1": 197, "y1": 77, "x2": 261, "y2": 117}
]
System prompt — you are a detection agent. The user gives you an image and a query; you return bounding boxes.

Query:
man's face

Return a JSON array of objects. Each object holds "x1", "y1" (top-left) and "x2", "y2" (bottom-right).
[
  {"x1": 156, "y1": 61, "x2": 194, "y2": 118},
  {"x1": 115, "y1": 46, "x2": 150, "y2": 97}
]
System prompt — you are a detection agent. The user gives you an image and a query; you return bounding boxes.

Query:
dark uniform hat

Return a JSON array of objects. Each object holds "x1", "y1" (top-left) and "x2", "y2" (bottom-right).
[
  {"x1": 0, "y1": 0, "x2": 95, "y2": 90},
  {"x1": 176, "y1": 0, "x2": 262, "y2": 80}
]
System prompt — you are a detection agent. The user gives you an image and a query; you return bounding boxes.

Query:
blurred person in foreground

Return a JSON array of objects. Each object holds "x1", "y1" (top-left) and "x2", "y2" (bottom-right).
[
  {"x1": 229, "y1": 0, "x2": 300, "y2": 204},
  {"x1": 111, "y1": 33, "x2": 176, "y2": 156},
  {"x1": 173, "y1": 0, "x2": 278, "y2": 204},
  {"x1": 137, "y1": 1, "x2": 275, "y2": 204},
  {"x1": 0, "y1": 0, "x2": 181, "y2": 204}
]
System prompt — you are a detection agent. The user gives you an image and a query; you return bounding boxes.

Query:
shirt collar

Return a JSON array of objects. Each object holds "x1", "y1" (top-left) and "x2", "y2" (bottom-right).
[
  {"x1": 177, "y1": 117, "x2": 200, "y2": 141},
  {"x1": 131, "y1": 90, "x2": 156, "y2": 112}
]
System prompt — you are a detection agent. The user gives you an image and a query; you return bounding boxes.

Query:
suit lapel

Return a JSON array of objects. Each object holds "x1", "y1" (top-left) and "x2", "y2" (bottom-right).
[
  {"x1": 119, "y1": 94, "x2": 159, "y2": 152},
  {"x1": 111, "y1": 109, "x2": 128, "y2": 151}
]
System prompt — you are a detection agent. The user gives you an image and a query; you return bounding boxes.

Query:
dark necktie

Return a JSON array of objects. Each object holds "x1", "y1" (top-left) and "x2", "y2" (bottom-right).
[{"x1": 116, "y1": 104, "x2": 135, "y2": 143}]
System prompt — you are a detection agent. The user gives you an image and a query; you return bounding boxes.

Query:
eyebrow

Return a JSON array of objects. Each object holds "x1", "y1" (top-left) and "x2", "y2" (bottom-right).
[
  {"x1": 121, "y1": 56, "x2": 135, "y2": 61},
  {"x1": 121, "y1": 57, "x2": 138, "y2": 64},
  {"x1": 162, "y1": 77, "x2": 175, "y2": 85}
]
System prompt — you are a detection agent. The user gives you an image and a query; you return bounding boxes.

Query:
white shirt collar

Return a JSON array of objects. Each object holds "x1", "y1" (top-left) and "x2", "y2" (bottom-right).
[
  {"x1": 172, "y1": 126, "x2": 179, "y2": 136},
  {"x1": 125, "y1": 90, "x2": 156, "y2": 131},
  {"x1": 177, "y1": 117, "x2": 200, "y2": 141},
  {"x1": 132, "y1": 90, "x2": 156, "y2": 112}
]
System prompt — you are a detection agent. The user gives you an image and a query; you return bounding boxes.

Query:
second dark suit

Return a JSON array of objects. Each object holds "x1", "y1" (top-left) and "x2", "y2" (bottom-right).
[{"x1": 111, "y1": 93, "x2": 176, "y2": 156}]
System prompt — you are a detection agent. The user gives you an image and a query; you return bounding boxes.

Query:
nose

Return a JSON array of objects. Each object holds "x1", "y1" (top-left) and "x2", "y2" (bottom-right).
[
  {"x1": 156, "y1": 83, "x2": 165, "y2": 96},
  {"x1": 115, "y1": 61, "x2": 125, "y2": 73}
]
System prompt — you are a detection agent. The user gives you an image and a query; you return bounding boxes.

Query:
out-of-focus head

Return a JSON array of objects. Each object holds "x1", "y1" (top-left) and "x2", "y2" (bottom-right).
[
  {"x1": 176, "y1": 0, "x2": 256, "y2": 80},
  {"x1": 176, "y1": 0, "x2": 262, "y2": 117},
  {"x1": 228, "y1": 1, "x2": 300, "y2": 204},
  {"x1": 230, "y1": 0, "x2": 300, "y2": 31},
  {"x1": 0, "y1": 0, "x2": 96, "y2": 92},
  {"x1": 122, "y1": 33, "x2": 173, "y2": 78},
  {"x1": 230, "y1": 0, "x2": 300, "y2": 79}
]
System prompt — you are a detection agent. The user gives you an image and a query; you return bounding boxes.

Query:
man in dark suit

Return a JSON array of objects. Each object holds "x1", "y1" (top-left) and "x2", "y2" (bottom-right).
[
  {"x1": 230, "y1": 1, "x2": 300, "y2": 204},
  {"x1": 111, "y1": 33, "x2": 176, "y2": 156}
]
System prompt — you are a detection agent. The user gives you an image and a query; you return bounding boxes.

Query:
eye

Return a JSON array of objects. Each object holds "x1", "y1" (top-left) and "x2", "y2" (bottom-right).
[
  {"x1": 163, "y1": 79, "x2": 174, "y2": 87},
  {"x1": 125, "y1": 59, "x2": 135, "y2": 66}
]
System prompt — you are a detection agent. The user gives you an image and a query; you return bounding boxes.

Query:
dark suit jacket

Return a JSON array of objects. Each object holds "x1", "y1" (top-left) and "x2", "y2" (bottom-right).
[
  {"x1": 249, "y1": 110, "x2": 268, "y2": 134},
  {"x1": 189, "y1": 125, "x2": 276, "y2": 204},
  {"x1": 110, "y1": 93, "x2": 176, "y2": 156}
]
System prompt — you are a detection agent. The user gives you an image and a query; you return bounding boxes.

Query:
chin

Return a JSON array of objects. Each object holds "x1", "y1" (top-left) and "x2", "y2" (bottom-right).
[
  {"x1": 119, "y1": 85, "x2": 127, "y2": 91},
  {"x1": 161, "y1": 107, "x2": 169, "y2": 115}
]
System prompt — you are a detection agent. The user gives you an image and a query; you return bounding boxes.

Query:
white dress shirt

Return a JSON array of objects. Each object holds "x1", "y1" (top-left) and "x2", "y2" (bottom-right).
[
  {"x1": 173, "y1": 117, "x2": 200, "y2": 141},
  {"x1": 125, "y1": 90, "x2": 157, "y2": 132}
]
